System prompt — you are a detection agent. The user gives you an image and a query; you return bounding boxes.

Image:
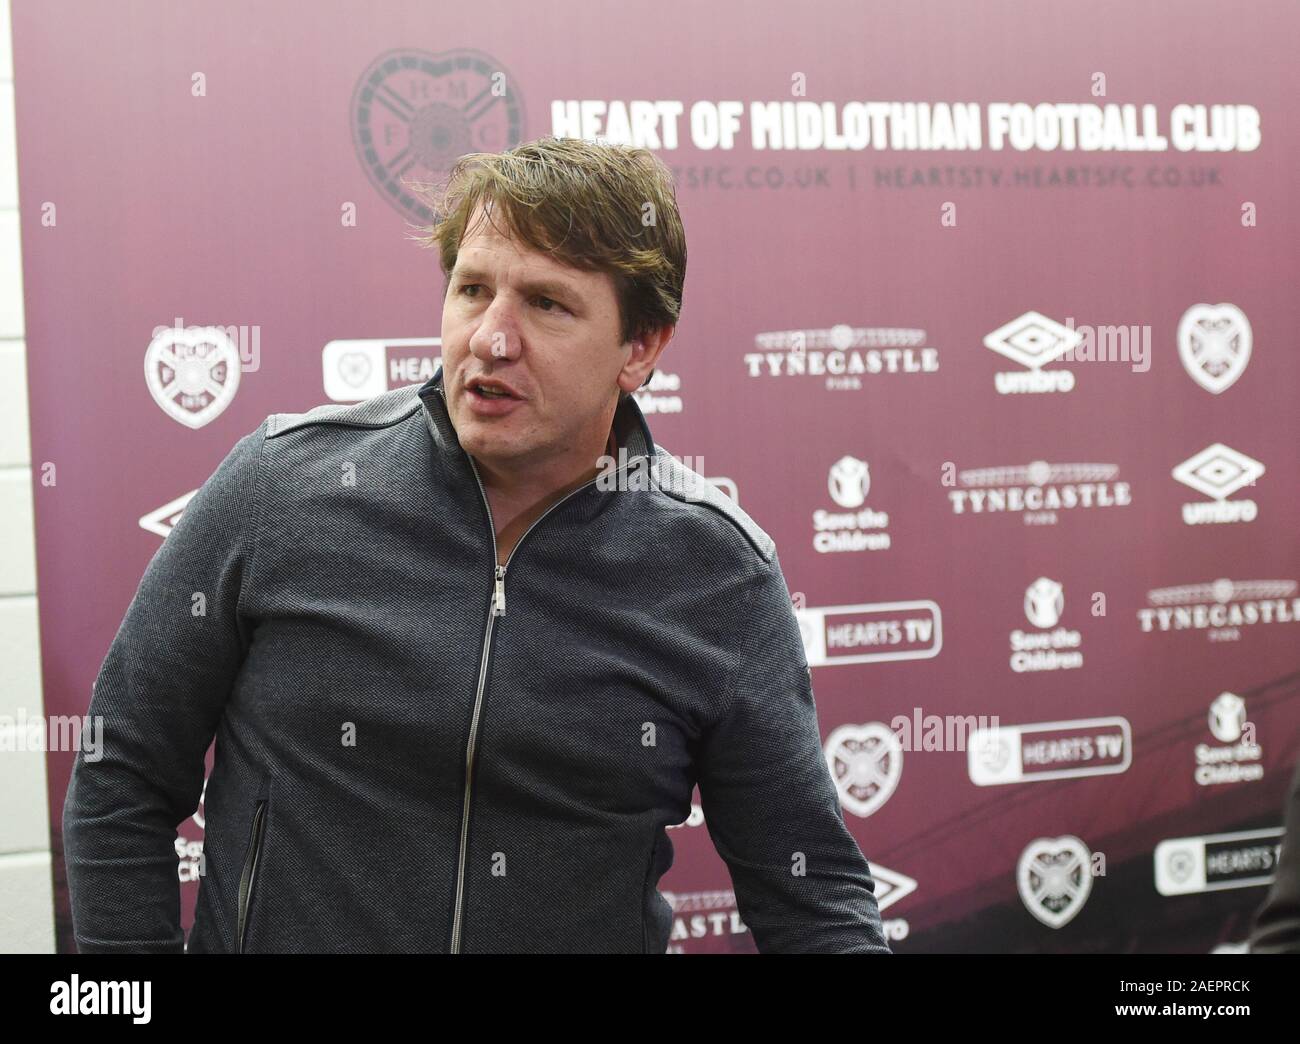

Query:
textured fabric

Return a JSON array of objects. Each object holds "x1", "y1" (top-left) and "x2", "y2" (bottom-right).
[
  {"x1": 61, "y1": 364, "x2": 891, "y2": 954},
  {"x1": 1248, "y1": 755, "x2": 1300, "y2": 953}
]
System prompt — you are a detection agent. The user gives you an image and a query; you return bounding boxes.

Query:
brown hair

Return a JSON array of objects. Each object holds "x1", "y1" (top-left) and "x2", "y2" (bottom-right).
[{"x1": 409, "y1": 136, "x2": 686, "y2": 393}]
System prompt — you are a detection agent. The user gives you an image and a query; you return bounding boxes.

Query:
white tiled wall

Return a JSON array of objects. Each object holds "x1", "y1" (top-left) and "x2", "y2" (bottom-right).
[{"x1": 0, "y1": 0, "x2": 57, "y2": 953}]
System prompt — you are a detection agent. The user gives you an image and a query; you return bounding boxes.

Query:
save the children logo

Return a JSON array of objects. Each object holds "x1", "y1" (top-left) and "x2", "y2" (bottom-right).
[
  {"x1": 1024, "y1": 577, "x2": 1064, "y2": 627},
  {"x1": 1195, "y1": 692, "x2": 1263, "y2": 787},
  {"x1": 829, "y1": 455, "x2": 869, "y2": 507},
  {"x1": 176, "y1": 776, "x2": 207, "y2": 883},
  {"x1": 813, "y1": 456, "x2": 891, "y2": 552},
  {"x1": 1010, "y1": 578, "x2": 1084, "y2": 672}
]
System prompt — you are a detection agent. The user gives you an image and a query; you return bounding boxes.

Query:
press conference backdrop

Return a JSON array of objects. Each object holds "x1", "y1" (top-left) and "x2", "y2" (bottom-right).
[{"x1": 13, "y1": 0, "x2": 1299, "y2": 953}]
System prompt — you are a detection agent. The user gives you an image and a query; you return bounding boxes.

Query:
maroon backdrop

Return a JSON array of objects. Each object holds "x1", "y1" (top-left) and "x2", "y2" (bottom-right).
[{"x1": 13, "y1": 0, "x2": 1299, "y2": 953}]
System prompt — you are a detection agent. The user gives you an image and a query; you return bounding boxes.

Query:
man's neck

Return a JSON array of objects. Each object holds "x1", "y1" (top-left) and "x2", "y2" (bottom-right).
[{"x1": 482, "y1": 418, "x2": 620, "y2": 566}]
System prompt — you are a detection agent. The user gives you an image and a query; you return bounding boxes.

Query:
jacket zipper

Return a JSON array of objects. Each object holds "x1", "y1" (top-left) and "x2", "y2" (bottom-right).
[
  {"x1": 448, "y1": 429, "x2": 639, "y2": 954},
  {"x1": 237, "y1": 798, "x2": 268, "y2": 954}
]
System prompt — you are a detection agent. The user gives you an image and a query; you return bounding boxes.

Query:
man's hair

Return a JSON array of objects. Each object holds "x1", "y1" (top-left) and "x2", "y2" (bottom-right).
[{"x1": 411, "y1": 136, "x2": 686, "y2": 396}]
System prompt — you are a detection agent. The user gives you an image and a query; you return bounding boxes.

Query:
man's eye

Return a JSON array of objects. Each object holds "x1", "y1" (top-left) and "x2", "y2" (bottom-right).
[
  {"x1": 536, "y1": 296, "x2": 568, "y2": 313},
  {"x1": 458, "y1": 284, "x2": 482, "y2": 298}
]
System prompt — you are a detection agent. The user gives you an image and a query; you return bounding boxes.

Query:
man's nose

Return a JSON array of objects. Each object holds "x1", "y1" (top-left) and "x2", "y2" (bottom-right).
[{"x1": 468, "y1": 296, "x2": 523, "y2": 363}]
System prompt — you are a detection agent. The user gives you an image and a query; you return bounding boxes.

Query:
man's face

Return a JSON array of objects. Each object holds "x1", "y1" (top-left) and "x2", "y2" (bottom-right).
[{"x1": 440, "y1": 202, "x2": 633, "y2": 477}]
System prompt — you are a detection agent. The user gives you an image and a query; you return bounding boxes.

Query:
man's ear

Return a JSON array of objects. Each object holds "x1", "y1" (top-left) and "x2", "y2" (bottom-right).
[{"x1": 617, "y1": 324, "x2": 674, "y2": 396}]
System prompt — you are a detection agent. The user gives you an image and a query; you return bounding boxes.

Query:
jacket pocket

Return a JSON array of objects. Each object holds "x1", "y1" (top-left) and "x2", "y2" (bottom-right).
[
  {"x1": 641, "y1": 830, "x2": 675, "y2": 954},
  {"x1": 236, "y1": 797, "x2": 269, "y2": 954}
]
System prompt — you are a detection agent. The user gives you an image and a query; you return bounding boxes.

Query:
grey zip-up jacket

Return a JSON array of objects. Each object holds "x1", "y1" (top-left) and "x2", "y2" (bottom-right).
[{"x1": 61, "y1": 365, "x2": 890, "y2": 954}]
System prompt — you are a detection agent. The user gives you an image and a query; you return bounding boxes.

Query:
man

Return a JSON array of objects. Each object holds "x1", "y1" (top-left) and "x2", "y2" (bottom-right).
[
  {"x1": 1248, "y1": 754, "x2": 1300, "y2": 953},
  {"x1": 62, "y1": 136, "x2": 890, "y2": 954}
]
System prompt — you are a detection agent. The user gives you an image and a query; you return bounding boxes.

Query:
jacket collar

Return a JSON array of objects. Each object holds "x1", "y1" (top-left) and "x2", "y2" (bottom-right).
[{"x1": 418, "y1": 362, "x2": 657, "y2": 467}]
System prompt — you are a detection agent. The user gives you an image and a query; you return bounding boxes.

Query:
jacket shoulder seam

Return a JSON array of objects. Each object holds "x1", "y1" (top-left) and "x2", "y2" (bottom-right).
[
  {"x1": 237, "y1": 418, "x2": 272, "y2": 634},
  {"x1": 649, "y1": 451, "x2": 774, "y2": 563},
  {"x1": 711, "y1": 570, "x2": 767, "y2": 729},
  {"x1": 265, "y1": 385, "x2": 425, "y2": 439}
]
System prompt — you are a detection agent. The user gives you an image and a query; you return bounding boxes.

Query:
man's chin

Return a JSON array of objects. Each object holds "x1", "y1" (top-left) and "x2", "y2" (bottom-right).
[{"x1": 456, "y1": 425, "x2": 529, "y2": 467}]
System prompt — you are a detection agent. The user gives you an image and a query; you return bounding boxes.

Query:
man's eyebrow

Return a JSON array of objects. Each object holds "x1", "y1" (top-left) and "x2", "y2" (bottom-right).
[{"x1": 449, "y1": 266, "x2": 583, "y2": 301}]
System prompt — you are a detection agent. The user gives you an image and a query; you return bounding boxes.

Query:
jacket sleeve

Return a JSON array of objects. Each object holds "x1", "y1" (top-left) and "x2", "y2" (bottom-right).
[
  {"x1": 61, "y1": 419, "x2": 268, "y2": 953},
  {"x1": 1248, "y1": 754, "x2": 1300, "y2": 953},
  {"x1": 694, "y1": 555, "x2": 892, "y2": 954}
]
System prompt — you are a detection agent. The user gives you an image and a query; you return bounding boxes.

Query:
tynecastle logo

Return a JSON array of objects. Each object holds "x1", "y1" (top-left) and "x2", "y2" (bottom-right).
[
  {"x1": 745, "y1": 324, "x2": 940, "y2": 391},
  {"x1": 984, "y1": 311, "x2": 1082, "y2": 394},
  {"x1": 946, "y1": 459, "x2": 1131, "y2": 526},
  {"x1": 1137, "y1": 578, "x2": 1300, "y2": 642}
]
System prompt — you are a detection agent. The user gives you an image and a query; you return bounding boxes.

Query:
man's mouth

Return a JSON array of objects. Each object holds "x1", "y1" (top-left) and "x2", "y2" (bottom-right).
[
  {"x1": 467, "y1": 378, "x2": 522, "y2": 400},
  {"x1": 464, "y1": 378, "x2": 525, "y2": 415}
]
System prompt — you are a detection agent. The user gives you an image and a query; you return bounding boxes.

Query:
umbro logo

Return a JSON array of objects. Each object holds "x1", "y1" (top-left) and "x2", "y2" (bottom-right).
[
  {"x1": 984, "y1": 311, "x2": 1081, "y2": 394},
  {"x1": 1172, "y1": 443, "x2": 1264, "y2": 525}
]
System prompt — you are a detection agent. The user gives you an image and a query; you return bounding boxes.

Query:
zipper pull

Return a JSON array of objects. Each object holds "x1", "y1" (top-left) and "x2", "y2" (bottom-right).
[{"x1": 492, "y1": 565, "x2": 506, "y2": 616}]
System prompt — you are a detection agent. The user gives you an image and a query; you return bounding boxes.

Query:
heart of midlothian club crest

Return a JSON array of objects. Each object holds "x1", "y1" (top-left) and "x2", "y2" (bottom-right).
[
  {"x1": 144, "y1": 326, "x2": 241, "y2": 429},
  {"x1": 350, "y1": 48, "x2": 527, "y2": 225},
  {"x1": 824, "y1": 722, "x2": 903, "y2": 817},
  {"x1": 1177, "y1": 302, "x2": 1252, "y2": 394},
  {"x1": 1017, "y1": 835, "x2": 1093, "y2": 929}
]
